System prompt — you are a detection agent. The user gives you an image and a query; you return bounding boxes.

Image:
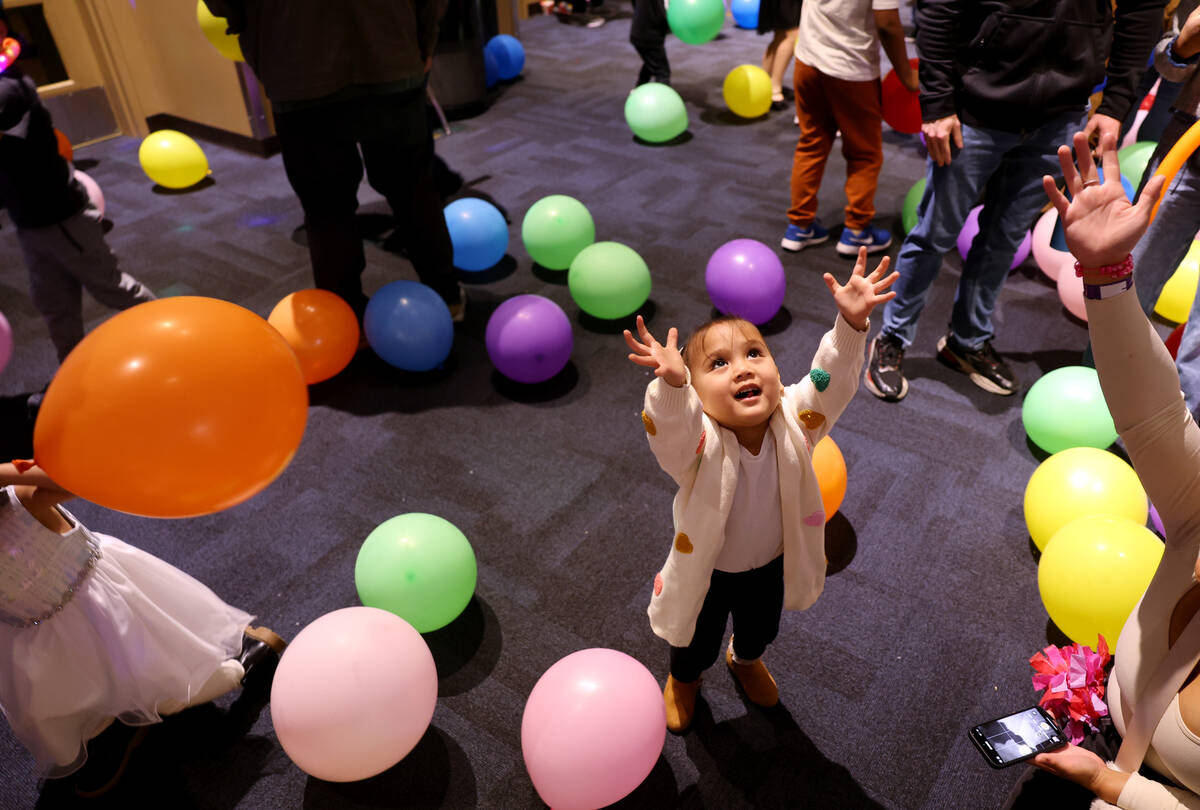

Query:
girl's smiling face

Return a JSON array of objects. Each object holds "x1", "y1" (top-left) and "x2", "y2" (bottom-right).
[{"x1": 686, "y1": 320, "x2": 782, "y2": 433}]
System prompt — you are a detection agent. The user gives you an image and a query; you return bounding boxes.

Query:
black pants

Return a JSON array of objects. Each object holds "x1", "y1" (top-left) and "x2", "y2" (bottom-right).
[
  {"x1": 273, "y1": 84, "x2": 458, "y2": 320},
  {"x1": 1003, "y1": 718, "x2": 1130, "y2": 809},
  {"x1": 669, "y1": 556, "x2": 785, "y2": 683},
  {"x1": 630, "y1": 0, "x2": 670, "y2": 86}
]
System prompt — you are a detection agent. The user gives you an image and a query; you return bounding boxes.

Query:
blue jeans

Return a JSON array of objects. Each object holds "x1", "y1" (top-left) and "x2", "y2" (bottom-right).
[
  {"x1": 1129, "y1": 111, "x2": 1200, "y2": 417},
  {"x1": 881, "y1": 111, "x2": 1086, "y2": 349}
]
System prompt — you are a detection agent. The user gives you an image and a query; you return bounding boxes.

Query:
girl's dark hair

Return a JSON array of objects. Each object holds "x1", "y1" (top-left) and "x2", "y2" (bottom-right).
[{"x1": 680, "y1": 315, "x2": 764, "y2": 373}]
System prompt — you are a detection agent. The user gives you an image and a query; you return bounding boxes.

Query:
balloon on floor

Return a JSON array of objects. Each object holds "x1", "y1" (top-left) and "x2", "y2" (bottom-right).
[
  {"x1": 1166, "y1": 323, "x2": 1186, "y2": 359},
  {"x1": 901, "y1": 177, "x2": 925, "y2": 235},
  {"x1": 34, "y1": 297, "x2": 308, "y2": 518},
  {"x1": 956, "y1": 206, "x2": 1031, "y2": 270},
  {"x1": 1022, "y1": 366, "x2": 1117, "y2": 454},
  {"x1": 445, "y1": 197, "x2": 509, "y2": 271},
  {"x1": 272, "y1": 607, "x2": 438, "y2": 782},
  {"x1": 624, "y1": 83, "x2": 688, "y2": 143},
  {"x1": 54, "y1": 129, "x2": 72, "y2": 163},
  {"x1": 1057, "y1": 264, "x2": 1087, "y2": 322},
  {"x1": 812, "y1": 435, "x2": 846, "y2": 521},
  {"x1": 666, "y1": 0, "x2": 725, "y2": 44},
  {"x1": 485, "y1": 34, "x2": 525, "y2": 80},
  {"x1": 486, "y1": 294, "x2": 574, "y2": 383},
  {"x1": 723, "y1": 65, "x2": 772, "y2": 118},
  {"x1": 268, "y1": 289, "x2": 360, "y2": 384},
  {"x1": 568, "y1": 241, "x2": 652, "y2": 319},
  {"x1": 881, "y1": 58, "x2": 920, "y2": 134},
  {"x1": 356, "y1": 513, "x2": 478, "y2": 632},
  {"x1": 522, "y1": 648, "x2": 666, "y2": 810},
  {"x1": 1154, "y1": 240, "x2": 1200, "y2": 323},
  {"x1": 1038, "y1": 515, "x2": 1163, "y2": 650},
  {"x1": 1117, "y1": 140, "x2": 1157, "y2": 191},
  {"x1": 364, "y1": 280, "x2": 455, "y2": 371},
  {"x1": 139, "y1": 129, "x2": 210, "y2": 189},
  {"x1": 705, "y1": 238, "x2": 785, "y2": 324},
  {"x1": 74, "y1": 169, "x2": 106, "y2": 220},
  {"x1": 1031, "y1": 208, "x2": 1073, "y2": 281},
  {"x1": 1023, "y1": 447, "x2": 1148, "y2": 552},
  {"x1": 730, "y1": 0, "x2": 759, "y2": 29},
  {"x1": 521, "y1": 194, "x2": 595, "y2": 270},
  {"x1": 0, "y1": 310, "x2": 11, "y2": 377}
]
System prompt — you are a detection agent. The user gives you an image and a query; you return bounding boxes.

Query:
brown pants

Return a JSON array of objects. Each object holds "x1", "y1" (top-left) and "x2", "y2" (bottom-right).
[{"x1": 788, "y1": 59, "x2": 883, "y2": 231}]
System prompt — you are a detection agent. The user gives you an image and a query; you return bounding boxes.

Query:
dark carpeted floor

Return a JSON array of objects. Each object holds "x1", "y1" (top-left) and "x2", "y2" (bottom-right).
[{"x1": 0, "y1": 7, "x2": 1124, "y2": 809}]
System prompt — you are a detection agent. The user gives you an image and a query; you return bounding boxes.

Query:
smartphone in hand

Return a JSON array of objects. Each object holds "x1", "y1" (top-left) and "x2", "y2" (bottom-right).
[{"x1": 969, "y1": 706, "x2": 1066, "y2": 768}]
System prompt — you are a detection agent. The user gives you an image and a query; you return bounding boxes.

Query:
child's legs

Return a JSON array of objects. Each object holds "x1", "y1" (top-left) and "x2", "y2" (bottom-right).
[
  {"x1": 828, "y1": 77, "x2": 884, "y2": 231},
  {"x1": 728, "y1": 555, "x2": 784, "y2": 660},
  {"x1": 56, "y1": 206, "x2": 156, "y2": 310},
  {"x1": 668, "y1": 572, "x2": 734, "y2": 682},
  {"x1": 156, "y1": 659, "x2": 244, "y2": 715},
  {"x1": 788, "y1": 60, "x2": 838, "y2": 227},
  {"x1": 630, "y1": 0, "x2": 670, "y2": 84},
  {"x1": 767, "y1": 29, "x2": 797, "y2": 97},
  {"x1": 17, "y1": 226, "x2": 86, "y2": 361}
]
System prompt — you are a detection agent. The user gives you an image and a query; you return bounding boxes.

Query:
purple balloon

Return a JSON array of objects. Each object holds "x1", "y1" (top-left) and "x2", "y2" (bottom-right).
[
  {"x1": 705, "y1": 239, "x2": 786, "y2": 325},
  {"x1": 1149, "y1": 502, "x2": 1164, "y2": 537},
  {"x1": 0, "y1": 310, "x2": 10, "y2": 377},
  {"x1": 957, "y1": 206, "x2": 1032, "y2": 270},
  {"x1": 486, "y1": 294, "x2": 573, "y2": 384}
]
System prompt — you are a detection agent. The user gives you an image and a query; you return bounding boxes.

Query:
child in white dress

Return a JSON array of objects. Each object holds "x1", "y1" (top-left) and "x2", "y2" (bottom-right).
[{"x1": 0, "y1": 461, "x2": 285, "y2": 797}]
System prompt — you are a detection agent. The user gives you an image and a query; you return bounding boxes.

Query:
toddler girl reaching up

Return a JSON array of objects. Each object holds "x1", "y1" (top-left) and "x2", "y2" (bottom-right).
[{"x1": 623, "y1": 246, "x2": 897, "y2": 732}]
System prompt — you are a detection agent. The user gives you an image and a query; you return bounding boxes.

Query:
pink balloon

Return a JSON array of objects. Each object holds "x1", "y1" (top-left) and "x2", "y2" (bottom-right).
[
  {"x1": 0, "y1": 310, "x2": 11, "y2": 376},
  {"x1": 271, "y1": 607, "x2": 437, "y2": 782},
  {"x1": 74, "y1": 169, "x2": 105, "y2": 220},
  {"x1": 1032, "y1": 208, "x2": 1074, "y2": 281},
  {"x1": 522, "y1": 648, "x2": 666, "y2": 810},
  {"x1": 957, "y1": 205, "x2": 1033, "y2": 270},
  {"x1": 1057, "y1": 265, "x2": 1087, "y2": 322}
]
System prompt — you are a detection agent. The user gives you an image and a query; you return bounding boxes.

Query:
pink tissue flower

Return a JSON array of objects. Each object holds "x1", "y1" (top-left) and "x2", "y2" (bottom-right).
[{"x1": 1030, "y1": 635, "x2": 1112, "y2": 745}]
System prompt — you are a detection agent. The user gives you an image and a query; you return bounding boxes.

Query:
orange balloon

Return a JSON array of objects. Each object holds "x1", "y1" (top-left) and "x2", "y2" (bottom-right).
[
  {"x1": 812, "y1": 435, "x2": 847, "y2": 522},
  {"x1": 268, "y1": 289, "x2": 360, "y2": 384},
  {"x1": 54, "y1": 129, "x2": 73, "y2": 163},
  {"x1": 34, "y1": 297, "x2": 308, "y2": 518}
]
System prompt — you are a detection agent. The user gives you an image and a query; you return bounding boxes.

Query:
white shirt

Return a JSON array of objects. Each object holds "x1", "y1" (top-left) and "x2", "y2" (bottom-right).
[
  {"x1": 714, "y1": 431, "x2": 784, "y2": 572},
  {"x1": 794, "y1": 0, "x2": 900, "y2": 83}
]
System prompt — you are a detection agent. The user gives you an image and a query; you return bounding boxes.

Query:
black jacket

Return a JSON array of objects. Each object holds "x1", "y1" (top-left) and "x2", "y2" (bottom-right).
[{"x1": 916, "y1": 0, "x2": 1165, "y2": 133}]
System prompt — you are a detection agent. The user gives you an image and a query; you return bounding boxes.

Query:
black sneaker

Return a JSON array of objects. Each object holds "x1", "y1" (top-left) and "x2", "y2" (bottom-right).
[
  {"x1": 936, "y1": 333, "x2": 1017, "y2": 395},
  {"x1": 865, "y1": 334, "x2": 908, "y2": 401},
  {"x1": 73, "y1": 722, "x2": 150, "y2": 798}
]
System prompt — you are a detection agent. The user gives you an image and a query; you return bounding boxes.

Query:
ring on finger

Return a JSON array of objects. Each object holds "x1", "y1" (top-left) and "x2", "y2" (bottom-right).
[{"x1": 1081, "y1": 178, "x2": 1101, "y2": 188}]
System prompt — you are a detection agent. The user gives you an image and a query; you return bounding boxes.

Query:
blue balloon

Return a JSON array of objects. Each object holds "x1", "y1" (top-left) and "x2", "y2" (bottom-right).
[
  {"x1": 363, "y1": 281, "x2": 454, "y2": 372},
  {"x1": 485, "y1": 34, "x2": 525, "y2": 81},
  {"x1": 484, "y1": 48, "x2": 500, "y2": 88},
  {"x1": 444, "y1": 197, "x2": 509, "y2": 271},
  {"x1": 730, "y1": 0, "x2": 759, "y2": 28}
]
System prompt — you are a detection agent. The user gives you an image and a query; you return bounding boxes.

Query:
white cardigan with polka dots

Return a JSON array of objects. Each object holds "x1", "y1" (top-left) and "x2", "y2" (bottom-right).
[{"x1": 641, "y1": 315, "x2": 867, "y2": 648}]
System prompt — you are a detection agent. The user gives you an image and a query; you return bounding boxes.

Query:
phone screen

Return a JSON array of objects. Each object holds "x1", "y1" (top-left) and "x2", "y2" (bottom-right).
[{"x1": 970, "y1": 707, "x2": 1064, "y2": 768}]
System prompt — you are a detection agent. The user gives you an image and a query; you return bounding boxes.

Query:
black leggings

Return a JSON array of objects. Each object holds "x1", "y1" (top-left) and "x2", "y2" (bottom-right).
[{"x1": 669, "y1": 556, "x2": 785, "y2": 683}]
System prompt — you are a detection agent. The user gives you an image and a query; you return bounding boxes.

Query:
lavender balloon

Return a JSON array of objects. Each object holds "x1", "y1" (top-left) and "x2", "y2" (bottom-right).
[
  {"x1": 486, "y1": 295, "x2": 573, "y2": 384},
  {"x1": 705, "y1": 239, "x2": 786, "y2": 325},
  {"x1": 957, "y1": 205, "x2": 1032, "y2": 270}
]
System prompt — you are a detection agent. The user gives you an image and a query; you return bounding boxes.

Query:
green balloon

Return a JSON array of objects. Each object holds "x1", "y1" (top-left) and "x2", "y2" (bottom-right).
[
  {"x1": 902, "y1": 177, "x2": 926, "y2": 234},
  {"x1": 521, "y1": 195, "x2": 596, "y2": 270},
  {"x1": 568, "y1": 241, "x2": 651, "y2": 320},
  {"x1": 1117, "y1": 141, "x2": 1157, "y2": 190},
  {"x1": 624, "y1": 83, "x2": 688, "y2": 144},
  {"x1": 355, "y1": 513, "x2": 477, "y2": 633},
  {"x1": 1022, "y1": 366, "x2": 1118, "y2": 454},
  {"x1": 666, "y1": 0, "x2": 725, "y2": 44}
]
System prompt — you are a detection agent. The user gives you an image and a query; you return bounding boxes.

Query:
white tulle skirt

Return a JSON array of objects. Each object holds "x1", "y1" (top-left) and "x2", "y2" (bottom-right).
[{"x1": 0, "y1": 533, "x2": 251, "y2": 777}]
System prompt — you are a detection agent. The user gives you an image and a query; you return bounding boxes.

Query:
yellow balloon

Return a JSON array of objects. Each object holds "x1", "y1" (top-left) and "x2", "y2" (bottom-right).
[
  {"x1": 1038, "y1": 515, "x2": 1163, "y2": 650},
  {"x1": 722, "y1": 65, "x2": 772, "y2": 119},
  {"x1": 139, "y1": 130, "x2": 210, "y2": 189},
  {"x1": 1155, "y1": 240, "x2": 1200, "y2": 324},
  {"x1": 196, "y1": 0, "x2": 244, "y2": 62},
  {"x1": 1024, "y1": 447, "x2": 1148, "y2": 551}
]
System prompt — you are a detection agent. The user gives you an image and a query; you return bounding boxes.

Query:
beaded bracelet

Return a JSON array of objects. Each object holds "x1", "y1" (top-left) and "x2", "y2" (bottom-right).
[{"x1": 1074, "y1": 254, "x2": 1133, "y2": 278}]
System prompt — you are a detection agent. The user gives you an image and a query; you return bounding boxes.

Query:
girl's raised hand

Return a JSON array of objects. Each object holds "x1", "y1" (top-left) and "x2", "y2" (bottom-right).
[
  {"x1": 1042, "y1": 130, "x2": 1166, "y2": 268},
  {"x1": 823, "y1": 247, "x2": 900, "y2": 331},
  {"x1": 623, "y1": 315, "x2": 686, "y2": 387}
]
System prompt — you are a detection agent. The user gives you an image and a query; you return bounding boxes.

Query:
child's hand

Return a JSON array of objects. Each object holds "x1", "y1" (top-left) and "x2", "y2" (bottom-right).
[
  {"x1": 1043, "y1": 131, "x2": 1165, "y2": 269},
  {"x1": 624, "y1": 315, "x2": 686, "y2": 387},
  {"x1": 823, "y1": 247, "x2": 900, "y2": 331}
]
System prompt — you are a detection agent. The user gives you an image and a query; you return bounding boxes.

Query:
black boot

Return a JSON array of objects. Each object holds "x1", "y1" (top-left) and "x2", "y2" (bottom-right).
[{"x1": 238, "y1": 626, "x2": 287, "y2": 691}]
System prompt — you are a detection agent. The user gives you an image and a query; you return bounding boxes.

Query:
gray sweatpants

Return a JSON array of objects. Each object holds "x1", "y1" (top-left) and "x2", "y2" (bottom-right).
[{"x1": 16, "y1": 202, "x2": 155, "y2": 362}]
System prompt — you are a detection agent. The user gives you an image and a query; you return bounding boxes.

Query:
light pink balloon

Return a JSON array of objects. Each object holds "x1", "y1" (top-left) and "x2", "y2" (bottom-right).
[
  {"x1": 522, "y1": 648, "x2": 666, "y2": 810},
  {"x1": 1057, "y1": 265, "x2": 1087, "y2": 322},
  {"x1": 1032, "y1": 208, "x2": 1074, "y2": 281},
  {"x1": 270, "y1": 606, "x2": 437, "y2": 782},
  {"x1": 74, "y1": 169, "x2": 105, "y2": 220},
  {"x1": 0, "y1": 310, "x2": 11, "y2": 376}
]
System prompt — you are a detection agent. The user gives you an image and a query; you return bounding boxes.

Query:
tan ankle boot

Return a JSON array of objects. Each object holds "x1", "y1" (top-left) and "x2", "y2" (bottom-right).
[
  {"x1": 663, "y1": 674, "x2": 701, "y2": 733},
  {"x1": 725, "y1": 645, "x2": 779, "y2": 707}
]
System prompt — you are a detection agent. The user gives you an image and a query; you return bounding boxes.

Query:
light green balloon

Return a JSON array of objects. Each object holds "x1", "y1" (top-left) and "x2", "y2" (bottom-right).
[
  {"x1": 1117, "y1": 141, "x2": 1157, "y2": 190},
  {"x1": 666, "y1": 0, "x2": 725, "y2": 44},
  {"x1": 902, "y1": 177, "x2": 925, "y2": 234},
  {"x1": 624, "y1": 83, "x2": 688, "y2": 144},
  {"x1": 521, "y1": 195, "x2": 596, "y2": 270},
  {"x1": 568, "y1": 241, "x2": 651, "y2": 320},
  {"x1": 355, "y1": 513, "x2": 477, "y2": 633},
  {"x1": 1022, "y1": 366, "x2": 1118, "y2": 454}
]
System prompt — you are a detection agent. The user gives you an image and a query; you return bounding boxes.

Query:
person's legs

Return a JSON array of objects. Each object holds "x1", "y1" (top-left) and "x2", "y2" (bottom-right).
[
  {"x1": 828, "y1": 75, "x2": 884, "y2": 232},
  {"x1": 726, "y1": 556, "x2": 784, "y2": 706},
  {"x1": 630, "y1": 0, "x2": 670, "y2": 85},
  {"x1": 767, "y1": 29, "x2": 797, "y2": 101},
  {"x1": 274, "y1": 105, "x2": 369, "y2": 319},
  {"x1": 786, "y1": 60, "x2": 837, "y2": 228},
  {"x1": 669, "y1": 575, "x2": 732, "y2": 684},
  {"x1": 18, "y1": 226, "x2": 87, "y2": 361},
  {"x1": 54, "y1": 204, "x2": 155, "y2": 311}
]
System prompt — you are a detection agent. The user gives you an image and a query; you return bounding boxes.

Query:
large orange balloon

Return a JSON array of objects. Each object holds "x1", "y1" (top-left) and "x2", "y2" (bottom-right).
[
  {"x1": 812, "y1": 435, "x2": 847, "y2": 522},
  {"x1": 268, "y1": 289, "x2": 360, "y2": 385},
  {"x1": 34, "y1": 297, "x2": 308, "y2": 518}
]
